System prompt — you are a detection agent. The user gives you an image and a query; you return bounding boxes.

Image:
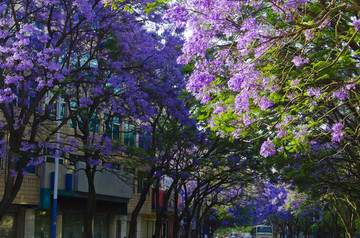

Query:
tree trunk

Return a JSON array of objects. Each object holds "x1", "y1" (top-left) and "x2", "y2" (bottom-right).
[
  {"x1": 0, "y1": 175, "x2": 23, "y2": 220},
  {"x1": 333, "y1": 212, "x2": 339, "y2": 238},
  {"x1": 154, "y1": 183, "x2": 162, "y2": 238},
  {"x1": 172, "y1": 187, "x2": 181, "y2": 238},
  {"x1": 0, "y1": 153, "x2": 25, "y2": 220},
  {"x1": 128, "y1": 173, "x2": 154, "y2": 238},
  {"x1": 84, "y1": 167, "x2": 97, "y2": 238},
  {"x1": 184, "y1": 205, "x2": 196, "y2": 238},
  {"x1": 333, "y1": 200, "x2": 355, "y2": 238},
  {"x1": 154, "y1": 180, "x2": 177, "y2": 238},
  {"x1": 184, "y1": 217, "x2": 191, "y2": 238},
  {"x1": 182, "y1": 198, "x2": 194, "y2": 238},
  {"x1": 193, "y1": 202, "x2": 202, "y2": 238},
  {"x1": 280, "y1": 224, "x2": 286, "y2": 238}
]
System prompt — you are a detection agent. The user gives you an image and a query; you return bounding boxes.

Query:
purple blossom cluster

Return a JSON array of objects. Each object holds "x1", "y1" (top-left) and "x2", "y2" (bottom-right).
[
  {"x1": 260, "y1": 138, "x2": 276, "y2": 158},
  {"x1": 165, "y1": 0, "x2": 360, "y2": 164},
  {"x1": 0, "y1": 1, "x2": 191, "y2": 216},
  {"x1": 353, "y1": 19, "x2": 360, "y2": 31},
  {"x1": 332, "y1": 87, "x2": 348, "y2": 100},
  {"x1": 222, "y1": 180, "x2": 313, "y2": 227},
  {"x1": 292, "y1": 55, "x2": 310, "y2": 67},
  {"x1": 166, "y1": 0, "x2": 313, "y2": 141},
  {"x1": 331, "y1": 123, "x2": 344, "y2": 142}
]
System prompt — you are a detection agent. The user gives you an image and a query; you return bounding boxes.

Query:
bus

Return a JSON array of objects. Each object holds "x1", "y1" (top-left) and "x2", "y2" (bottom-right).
[{"x1": 250, "y1": 225, "x2": 273, "y2": 238}]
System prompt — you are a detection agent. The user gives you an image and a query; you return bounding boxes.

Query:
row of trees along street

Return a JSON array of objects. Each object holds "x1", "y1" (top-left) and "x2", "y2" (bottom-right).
[
  {"x1": 0, "y1": 1, "x2": 261, "y2": 237},
  {"x1": 1, "y1": 0, "x2": 360, "y2": 237}
]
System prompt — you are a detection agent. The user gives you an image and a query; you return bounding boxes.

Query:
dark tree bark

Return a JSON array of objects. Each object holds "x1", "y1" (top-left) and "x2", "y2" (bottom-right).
[
  {"x1": 154, "y1": 180, "x2": 177, "y2": 238},
  {"x1": 85, "y1": 165, "x2": 97, "y2": 238},
  {"x1": 128, "y1": 170, "x2": 155, "y2": 238},
  {"x1": 172, "y1": 186, "x2": 182, "y2": 238}
]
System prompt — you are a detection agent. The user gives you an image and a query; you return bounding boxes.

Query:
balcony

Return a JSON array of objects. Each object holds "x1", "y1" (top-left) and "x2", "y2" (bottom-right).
[{"x1": 39, "y1": 162, "x2": 133, "y2": 209}]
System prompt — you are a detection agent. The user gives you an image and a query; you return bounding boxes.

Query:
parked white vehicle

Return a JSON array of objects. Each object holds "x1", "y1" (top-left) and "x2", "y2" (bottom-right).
[{"x1": 250, "y1": 225, "x2": 273, "y2": 238}]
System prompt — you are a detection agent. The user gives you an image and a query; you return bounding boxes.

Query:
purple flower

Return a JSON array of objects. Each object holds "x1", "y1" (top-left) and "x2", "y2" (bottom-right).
[
  {"x1": 307, "y1": 87, "x2": 321, "y2": 98},
  {"x1": 332, "y1": 123, "x2": 343, "y2": 132},
  {"x1": 331, "y1": 131, "x2": 343, "y2": 142},
  {"x1": 9, "y1": 169, "x2": 17, "y2": 177},
  {"x1": 181, "y1": 172, "x2": 190, "y2": 179},
  {"x1": 331, "y1": 123, "x2": 344, "y2": 142},
  {"x1": 21, "y1": 141, "x2": 36, "y2": 152},
  {"x1": 88, "y1": 157, "x2": 100, "y2": 167},
  {"x1": 79, "y1": 97, "x2": 93, "y2": 107},
  {"x1": 276, "y1": 129, "x2": 287, "y2": 138},
  {"x1": 154, "y1": 171, "x2": 162, "y2": 179},
  {"x1": 295, "y1": 127, "x2": 307, "y2": 139},
  {"x1": 353, "y1": 19, "x2": 360, "y2": 31},
  {"x1": 22, "y1": 169, "x2": 28, "y2": 176},
  {"x1": 260, "y1": 138, "x2": 276, "y2": 158},
  {"x1": 27, "y1": 157, "x2": 45, "y2": 167},
  {"x1": 332, "y1": 87, "x2": 348, "y2": 100},
  {"x1": 304, "y1": 29, "x2": 314, "y2": 41},
  {"x1": 346, "y1": 83, "x2": 356, "y2": 90},
  {"x1": 318, "y1": 19, "x2": 330, "y2": 29},
  {"x1": 258, "y1": 97, "x2": 273, "y2": 110},
  {"x1": 292, "y1": 55, "x2": 310, "y2": 67}
]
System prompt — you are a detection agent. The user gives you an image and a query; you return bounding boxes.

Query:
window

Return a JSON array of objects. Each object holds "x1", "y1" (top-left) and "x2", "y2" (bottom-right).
[
  {"x1": 139, "y1": 132, "x2": 151, "y2": 151},
  {"x1": 35, "y1": 210, "x2": 51, "y2": 238},
  {"x1": 16, "y1": 151, "x2": 37, "y2": 174},
  {"x1": 49, "y1": 98, "x2": 66, "y2": 121},
  {"x1": 137, "y1": 178, "x2": 148, "y2": 193},
  {"x1": 13, "y1": 88, "x2": 34, "y2": 108},
  {"x1": 105, "y1": 116, "x2": 121, "y2": 140},
  {"x1": 94, "y1": 214, "x2": 109, "y2": 238},
  {"x1": 62, "y1": 212, "x2": 84, "y2": 238},
  {"x1": 70, "y1": 103, "x2": 98, "y2": 133},
  {"x1": 69, "y1": 102, "x2": 85, "y2": 130},
  {"x1": 44, "y1": 148, "x2": 64, "y2": 164},
  {"x1": 257, "y1": 226, "x2": 272, "y2": 233},
  {"x1": 124, "y1": 123, "x2": 135, "y2": 146},
  {"x1": 68, "y1": 154, "x2": 86, "y2": 164},
  {"x1": 69, "y1": 102, "x2": 78, "y2": 129},
  {"x1": 111, "y1": 163, "x2": 120, "y2": 170},
  {"x1": 89, "y1": 113, "x2": 99, "y2": 134}
]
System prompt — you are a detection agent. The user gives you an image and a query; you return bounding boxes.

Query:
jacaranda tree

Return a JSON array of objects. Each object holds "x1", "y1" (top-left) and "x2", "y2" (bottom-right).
[
  {"x1": 166, "y1": 0, "x2": 360, "y2": 230},
  {"x1": 57, "y1": 3, "x2": 188, "y2": 236},
  {"x1": 0, "y1": 0, "x2": 97, "y2": 219},
  {"x1": 0, "y1": 0, "x2": 185, "y2": 229},
  {"x1": 166, "y1": 0, "x2": 360, "y2": 152}
]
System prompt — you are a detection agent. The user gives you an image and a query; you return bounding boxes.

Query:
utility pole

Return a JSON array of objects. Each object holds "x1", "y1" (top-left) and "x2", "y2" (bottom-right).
[{"x1": 51, "y1": 96, "x2": 61, "y2": 238}]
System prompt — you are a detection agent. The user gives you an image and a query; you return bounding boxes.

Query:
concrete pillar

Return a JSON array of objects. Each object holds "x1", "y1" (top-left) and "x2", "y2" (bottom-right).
[
  {"x1": 121, "y1": 215, "x2": 127, "y2": 238},
  {"x1": 136, "y1": 216, "x2": 141, "y2": 238},
  {"x1": 109, "y1": 215, "x2": 117, "y2": 238},
  {"x1": 24, "y1": 208, "x2": 35, "y2": 238}
]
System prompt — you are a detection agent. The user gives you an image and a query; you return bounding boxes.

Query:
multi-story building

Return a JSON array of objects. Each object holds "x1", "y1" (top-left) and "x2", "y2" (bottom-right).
[
  {"x1": 0, "y1": 165, "x2": 39, "y2": 238},
  {"x1": 0, "y1": 108, "x2": 155, "y2": 238},
  {"x1": 38, "y1": 160, "x2": 133, "y2": 238},
  {"x1": 150, "y1": 176, "x2": 183, "y2": 238}
]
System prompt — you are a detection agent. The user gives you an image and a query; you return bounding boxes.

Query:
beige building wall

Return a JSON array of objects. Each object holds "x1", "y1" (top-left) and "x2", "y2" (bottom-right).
[
  {"x1": 140, "y1": 218, "x2": 156, "y2": 238},
  {"x1": 127, "y1": 191, "x2": 152, "y2": 216},
  {"x1": 0, "y1": 172, "x2": 39, "y2": 205},
  {"x1": 126, "y1": 187, "x2": 153, "y2": 238}
]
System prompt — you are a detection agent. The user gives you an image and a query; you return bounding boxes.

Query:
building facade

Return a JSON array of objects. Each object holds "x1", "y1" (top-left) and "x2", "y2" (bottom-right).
[{"x1": 0, "y1": 112, "x2": 156, "y2": 238}]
